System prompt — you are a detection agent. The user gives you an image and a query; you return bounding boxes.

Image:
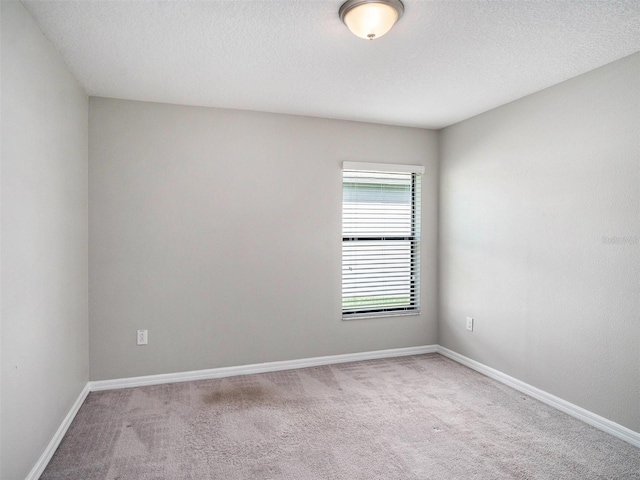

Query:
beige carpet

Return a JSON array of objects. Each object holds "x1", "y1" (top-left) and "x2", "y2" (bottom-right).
[{"x1": 41, "y1": 354, "x2": 639, "y2": 479}]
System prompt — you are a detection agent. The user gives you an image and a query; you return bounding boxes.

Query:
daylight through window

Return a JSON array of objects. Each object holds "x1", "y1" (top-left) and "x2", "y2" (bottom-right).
[{"x1": 342, "y1": 162, "x2": 423, "y2": 318}]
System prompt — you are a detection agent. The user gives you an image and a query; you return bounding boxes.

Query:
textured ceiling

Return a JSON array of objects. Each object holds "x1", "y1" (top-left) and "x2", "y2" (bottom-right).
[{"x1": 22, "y1": 0, "x2": 640, "y2": 129}]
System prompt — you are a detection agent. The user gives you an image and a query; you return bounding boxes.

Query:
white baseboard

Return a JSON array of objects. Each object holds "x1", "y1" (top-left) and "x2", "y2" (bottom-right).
[
  {"x1": 25, "y1": 382, "x2": 91, "y2": 480},
  {"x1": 89, "y1": 345, "x2": 438, "y2": 392},
  {"x1": 437, "y1": 346, "x2": 640, "y2": 448}
]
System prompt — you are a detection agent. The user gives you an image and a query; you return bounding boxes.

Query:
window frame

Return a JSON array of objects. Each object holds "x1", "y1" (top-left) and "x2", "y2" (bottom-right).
[{"x1": 341, "y1": 162, "x2": 424, "y2": 320}]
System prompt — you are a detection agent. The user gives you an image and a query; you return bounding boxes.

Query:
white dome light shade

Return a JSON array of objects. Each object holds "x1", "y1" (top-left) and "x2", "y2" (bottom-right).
[{"x1": 339, "y1": 0, "x2": 404, "y2": 40}]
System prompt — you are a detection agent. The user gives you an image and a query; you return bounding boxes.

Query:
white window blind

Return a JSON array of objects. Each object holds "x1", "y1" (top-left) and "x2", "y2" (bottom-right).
[{"x1": 342, "y1": 163, "x2": 422, "y2": 318}]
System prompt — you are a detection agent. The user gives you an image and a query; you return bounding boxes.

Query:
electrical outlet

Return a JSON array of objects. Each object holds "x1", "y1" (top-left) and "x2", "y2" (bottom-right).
[
  {"x1": 137, "y1": 330, "x2": 148, "y2": 345},
  {"x1": 466, "y1": 317, "x2": 474, "y2": 332}
]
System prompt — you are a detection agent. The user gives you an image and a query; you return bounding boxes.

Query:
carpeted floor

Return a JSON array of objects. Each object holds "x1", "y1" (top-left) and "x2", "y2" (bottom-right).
[{"x1": 41, "y1": 353, "x2": 639, "y2": 479}]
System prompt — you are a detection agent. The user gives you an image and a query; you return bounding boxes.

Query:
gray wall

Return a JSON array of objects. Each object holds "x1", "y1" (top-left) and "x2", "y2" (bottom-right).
[
  {"x1": 89, "y1": 98, "x2": 439, "y2": 381},
  {"x1": 439, "y1": 53, "x2": 640, "y2": 432},
  {"x1": 1, "y1": 2, "x2": 89, "y2": 479}
]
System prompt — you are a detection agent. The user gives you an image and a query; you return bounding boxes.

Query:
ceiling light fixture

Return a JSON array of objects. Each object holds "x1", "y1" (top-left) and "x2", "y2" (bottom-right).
[{"x1": 339, "y1": 0, "x2": 404, "y2": 40}]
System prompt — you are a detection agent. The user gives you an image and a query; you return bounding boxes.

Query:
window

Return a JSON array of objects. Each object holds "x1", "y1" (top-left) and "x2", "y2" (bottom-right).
[{"x1": 342, "y1": 162, "x2": 423, "y2": 319}]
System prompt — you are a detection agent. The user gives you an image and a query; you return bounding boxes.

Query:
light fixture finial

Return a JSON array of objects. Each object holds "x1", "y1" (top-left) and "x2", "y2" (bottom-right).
[{"x1": 339, "y1": 0, "x2": 404, "y2": 40}]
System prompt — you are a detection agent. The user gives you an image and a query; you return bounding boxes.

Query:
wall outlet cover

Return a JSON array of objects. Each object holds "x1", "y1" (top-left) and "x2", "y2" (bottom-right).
[{"x1": 137, "y1": 330, "x2": 148, "y2": 345}]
